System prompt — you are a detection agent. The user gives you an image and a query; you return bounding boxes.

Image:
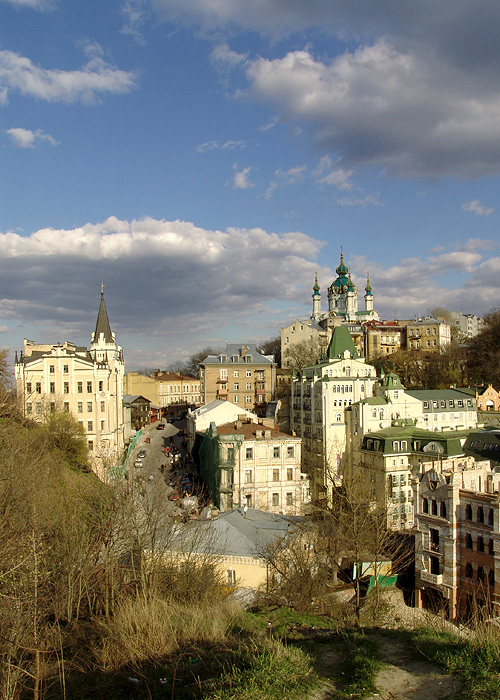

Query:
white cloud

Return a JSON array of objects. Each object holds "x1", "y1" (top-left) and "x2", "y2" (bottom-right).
[
  {"x1": 195, "y1": 139, "x2": 247, "y2": 153},
  {"x1": 6, "y1": 127, "x2": 58, "y2": 148},
  {"x1": 0, "y1": 218, "x2": 497, "y2": 365},
  {"x1": 462, "y1": 200, "x2": 494, "y2": 217},
  {"x1": 232, "y1": 166, "x2": 254, "y2": 189},
  {"x1": 0, "y1": 0, "x2": 54, "y2": 8},
  {"x1": 337, "y1": 193, "x2": 382, "y2": 207},
  {"x1": 0, "y1": 47, "x2": 137, "y2": 104},
  {"x1": 245, "y1": 43, "x2": 500, "y2": 178},
  {"x1": 210, "y1": 43, "x2": 248, "y2": 72}
]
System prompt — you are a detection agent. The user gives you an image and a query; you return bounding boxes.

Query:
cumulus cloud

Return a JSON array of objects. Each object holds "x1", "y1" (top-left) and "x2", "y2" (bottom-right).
[
  {"x1": 232, "y1": 166, "x2": 254, "y2": 189},
  {"x1": 149, "y1": 1, "x2": 500, "y2": 179},
  {"x1": 0, "y1": 46, "x2": 137, "y2": 104},
  {"x1": 245, "y1": 43, "x2": 500, "y2": 178},
  {"x1": 462, "y1": 200, "x2": 494, "y2": 216},
  {"x1": 6, "y1": 127, "x2": 58, "y2": 148},
  {"x1": 0, "y1": 218, "x2": 497, "y2": 367}
]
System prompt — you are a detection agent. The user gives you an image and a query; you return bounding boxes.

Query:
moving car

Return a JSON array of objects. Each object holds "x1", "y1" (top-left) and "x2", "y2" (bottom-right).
[{"x1": 138, "y1": 450, "x2": 147, "y2": 458}]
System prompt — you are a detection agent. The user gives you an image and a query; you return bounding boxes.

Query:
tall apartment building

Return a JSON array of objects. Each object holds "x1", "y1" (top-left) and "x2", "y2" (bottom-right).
[
  {"x1": 290, "y1": 325, "x2": 378, "y2": 501},
  {"x1": 15, "y1": 291, "x2": 125, "y2": 477},
  {"x1": 199, "y1": 417, "x2": 309, "y2": 515},
  {"x1": 414, "y1": 463, "x2": 500, "y2": 621},
  {"x1": 199, "y1": 343, "x2": 276, "y2": 414}
]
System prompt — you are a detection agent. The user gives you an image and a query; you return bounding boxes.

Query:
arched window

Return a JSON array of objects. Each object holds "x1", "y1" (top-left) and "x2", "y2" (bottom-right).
[
  {"x1": 465, "y1": 563, "x2": 473, "y2": 579},
  {"x1": 477, "y1": 566, "x2": 484, "y2": 583},
  {"x1": 478, "y1": 536, "x2": 485, "y2": 552},
  {"x1": 336, "y1": 413, "x2": 342, "y2": 422},
  {"x1": 440, "y1": 501, "x2": 447, "y2": 518},
  {"x1": 489, "y1": 570, "x2": 495, "y2": 587},
  {"x1": 489, "y1": 509, "x2": 494, "y2": 527},
  {"x1": 478, "y1": 506, "x2": 484, "y2": 523},
  {"x1": 393, "y1": 441, "x2": 400, "y2": 452},
  {"x1": 465, "y1": 533, "x2": 473, "y2": 549},
  {"x1": 379, "y1": 408, "x2": 385, "y2": 418},
  {"x1": 465, "y1": 504, "x2": 473, "y2": 520},
  {"x1": 431, "y1": 499, "x2": 437, "y2": 515},
  {"x1": 489, "y1": 539, "x2": 495, "y2": 555},
  {"x1": 372, "y1": 408, "x2": 377, "y2": 418},
  {"x1": 401, "y1": 441, "x2": 407, "y2": 451},
  {"x1": 422, "y1": 498, "x2": 429, "y2": 513}
]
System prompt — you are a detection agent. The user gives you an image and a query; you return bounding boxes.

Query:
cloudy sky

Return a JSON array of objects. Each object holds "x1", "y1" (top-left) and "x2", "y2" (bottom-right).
[{"x1": 1, "y1": 0, "x2": 499, "y2": 369}]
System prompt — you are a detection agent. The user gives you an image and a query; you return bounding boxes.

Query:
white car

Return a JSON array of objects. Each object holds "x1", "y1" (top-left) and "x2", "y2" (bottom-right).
[{"x1": 134, "y1": 459, "x2": 143, "y2": 468}]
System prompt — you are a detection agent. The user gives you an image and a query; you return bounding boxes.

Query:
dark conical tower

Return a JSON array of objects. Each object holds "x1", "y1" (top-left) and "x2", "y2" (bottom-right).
[{"x1": 92, "y1": 284, "x2": 114, "y2": 345}]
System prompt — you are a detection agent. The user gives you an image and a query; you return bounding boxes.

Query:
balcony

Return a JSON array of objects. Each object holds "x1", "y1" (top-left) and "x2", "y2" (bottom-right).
[{"x1": 420, "y1": 570, "x2": 443, "y2": 585}]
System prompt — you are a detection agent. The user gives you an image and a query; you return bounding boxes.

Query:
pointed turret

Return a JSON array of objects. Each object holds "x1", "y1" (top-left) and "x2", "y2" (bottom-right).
[
  {"x1": 92, "y1": 287, "x2": 113, "y2": 345},
  {"x1": 365, "y1": 274, "x2": 374, "y2": 312},
  {"x1": 311, "y1": 273, "x2": 322, "y2": 320}
]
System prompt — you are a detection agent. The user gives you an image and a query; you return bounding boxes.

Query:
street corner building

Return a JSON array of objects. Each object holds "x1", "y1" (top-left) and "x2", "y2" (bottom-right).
[{"x1": 15, "y1": 290, "x2": 125, "y2": 479}]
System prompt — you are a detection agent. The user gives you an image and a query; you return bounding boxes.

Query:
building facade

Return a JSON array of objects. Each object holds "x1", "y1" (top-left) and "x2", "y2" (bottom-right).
[
  {"x1": 15, "y1": 292, "x2": 125, "y2": 476},
  {"x1": 405, "y1": 317, "x2": 451, "y2": 351},
  {"x1": 123, "y1": 371, "x2": 202, "y2": 411},
  {"x1": 414, "y1": 464, "x2": 500, "y2": 621},
  {"x1": 199, "y1": 344, "x2": 276, "y2": 414},
  {"x1": 290, "y1": 325, "x2": 378, "y2": 501},
  {"x1": 199, "y1": 418, "x2": 308, "y2": 515}
]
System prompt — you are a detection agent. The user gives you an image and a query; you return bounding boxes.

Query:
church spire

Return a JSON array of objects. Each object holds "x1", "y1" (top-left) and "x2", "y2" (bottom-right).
[{"x1": 93, "y1": 285, "x2": 113, "y2": 344}]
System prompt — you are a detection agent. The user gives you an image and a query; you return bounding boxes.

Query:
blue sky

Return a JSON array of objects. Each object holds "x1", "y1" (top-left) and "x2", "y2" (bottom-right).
[{"x1": 1, "y1": 0, "x2": 499, "y2": 369}]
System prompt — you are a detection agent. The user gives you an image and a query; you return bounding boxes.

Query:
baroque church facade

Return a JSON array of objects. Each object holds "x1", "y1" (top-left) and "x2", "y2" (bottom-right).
[
  {"x1": 281, "y1": 252, "x2": 379, "y2": 366},
  {"x1": 311, "y1": 252, "x2": 379, "y2": 325}
]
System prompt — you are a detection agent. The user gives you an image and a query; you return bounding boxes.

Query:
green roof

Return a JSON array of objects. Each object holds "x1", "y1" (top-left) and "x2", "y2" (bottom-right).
[{"x1": 327, "y1": 325, "x2": 358, "y2": 360}]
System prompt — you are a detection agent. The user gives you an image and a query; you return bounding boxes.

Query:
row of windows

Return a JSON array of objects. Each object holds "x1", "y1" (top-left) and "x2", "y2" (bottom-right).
[
  {"x1": 241, "y1": 492, "x2": 295, "y2": 508},
  {"x1": 409, "y1": 327, "x2": 438, "y2": 337},
  {"x1": 49, "y1": 364, "x2": 70, "y2": 373},
  {"x1": 160, "y1": 384, "x2": 200, "y2": 394},
  {"x1": 423, "y1": 399, "x2": 472, "y2": 409},
  {"x1": 464, "y1": 563, "x2": 495, "y2": 586},
  {"x1": 27, "y1": 380, "x2": 103, "y2": 393},
  {"x1": 464, "y1": 534, "x2": 494, "y2": 554},
  {"x1": 244, "y1": 467, "x2": 295, "y2": 483},
  {"x1": 27, "y1": 402, "x2": 70, "y2": 415},
  {"x1": 245, "y1": 446, "x2": 295, "y2": 460},
  {"x1": 220, "y1": 369, "x2": 262, "y2": 378},
  {"x1": 464, "y1": 504, "x2": 494, "y2": 525},
  {"x1": 422, "y1": 498, "x2": 447, "y2": 518}
]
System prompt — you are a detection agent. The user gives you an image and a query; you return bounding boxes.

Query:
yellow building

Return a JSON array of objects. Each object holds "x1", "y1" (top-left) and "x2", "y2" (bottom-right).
[
  {"x1": 199, "y1": 344, "x2": 276, "y2": 414},
  {"x1": 123, "y1": 371, "x2": 202, "y2": 411},
  {"x1": 15, "y1": 291, "x2": 125, "y2": 477}
]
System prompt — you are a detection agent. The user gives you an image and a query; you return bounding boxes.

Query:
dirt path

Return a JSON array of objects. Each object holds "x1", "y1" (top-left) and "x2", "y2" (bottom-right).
[
  {"x1": 307, "y1": 631, "x2": 462, "y2": 700},
  {"x1": 365, "y1": 634, "x2": 462, "y2": 700}
]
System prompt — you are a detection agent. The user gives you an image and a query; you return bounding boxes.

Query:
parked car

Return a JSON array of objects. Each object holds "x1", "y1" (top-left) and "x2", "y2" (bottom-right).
[
  {"x1": 156, "y1": 423, "x2": 165, "y2": 430},
  {"x1": 168, "y1": 490, "x2": 180, "y2": 501},
  {"x1": 134, "y1": 459, "x2": 143, "y2": 468},
  {"x1": 138, "y1": 450, "x2": 147, "y2": 458}
]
